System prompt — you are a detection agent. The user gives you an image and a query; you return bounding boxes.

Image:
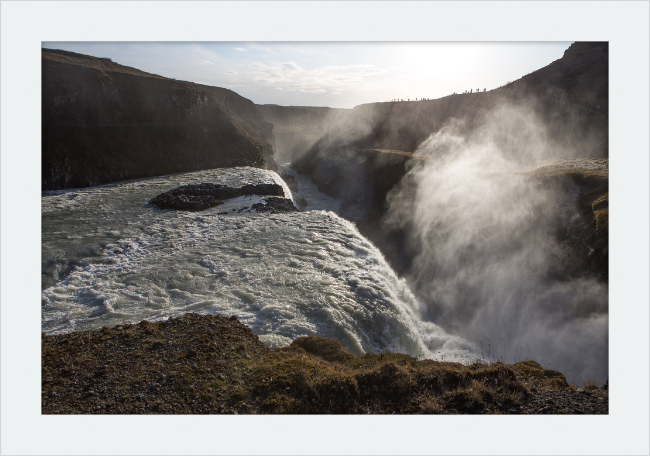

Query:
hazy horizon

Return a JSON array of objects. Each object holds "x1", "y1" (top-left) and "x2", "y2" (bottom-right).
[{"x1": 42, "y1": 41, "x2": 572, "y2": 109}]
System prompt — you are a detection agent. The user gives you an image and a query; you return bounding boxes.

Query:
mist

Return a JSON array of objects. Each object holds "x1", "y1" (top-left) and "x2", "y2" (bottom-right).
[{"x1": 384, "y1": 102, "x2": 608, "y2": 385}]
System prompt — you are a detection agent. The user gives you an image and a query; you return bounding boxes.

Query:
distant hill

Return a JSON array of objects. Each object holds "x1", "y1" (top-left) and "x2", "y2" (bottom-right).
[
  {"x1": 42, "y1": 49, "x2": 277, "y2": 190},
  {"x1": 256, "y1": 104, "x2": 347, "y2": 131},
  {"x1": 256, "y1": 104, "x2": 349, "y2": 163}
]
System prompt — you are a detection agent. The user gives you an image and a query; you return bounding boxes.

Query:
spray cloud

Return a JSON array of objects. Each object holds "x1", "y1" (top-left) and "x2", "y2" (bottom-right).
[{"x1": 386, "y1": 101, "x2": 608, "y2": 384}]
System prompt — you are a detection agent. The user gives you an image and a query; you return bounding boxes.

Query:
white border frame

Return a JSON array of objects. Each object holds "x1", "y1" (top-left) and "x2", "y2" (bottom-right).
[{"x1": 1, "y1": 2, "x2": 648, "y2": 455}]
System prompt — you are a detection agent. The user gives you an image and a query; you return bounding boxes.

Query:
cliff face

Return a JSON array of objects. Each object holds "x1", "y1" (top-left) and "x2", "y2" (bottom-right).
[
  {"x1": 509, "y1": 42, "x2": 608, "y2": 106},
  {"x1": 42, "y1": 49, "x2": 277, "y2": 190},
  {"x1": 287, "y1": 42, "x2": 608, "y2": 276}
]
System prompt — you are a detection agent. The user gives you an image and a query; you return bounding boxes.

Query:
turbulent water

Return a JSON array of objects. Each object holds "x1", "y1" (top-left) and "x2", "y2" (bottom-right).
[
  {"x1": 42, "y1": 167, "x2": 477, "y2": 362},
  {"x1": 282, "y1": 163, "x2": 341, "y2": 213}
]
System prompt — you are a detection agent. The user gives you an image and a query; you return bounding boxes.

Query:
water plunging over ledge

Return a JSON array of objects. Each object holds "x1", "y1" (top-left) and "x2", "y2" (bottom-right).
[{"x1": 42, "y1": 166, "x2": 478, "y2": 363}]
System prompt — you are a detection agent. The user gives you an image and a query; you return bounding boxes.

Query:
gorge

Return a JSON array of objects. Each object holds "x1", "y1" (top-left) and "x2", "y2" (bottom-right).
[{"x1": 41, "y1": 42, "x2": 609, "y2": 414}]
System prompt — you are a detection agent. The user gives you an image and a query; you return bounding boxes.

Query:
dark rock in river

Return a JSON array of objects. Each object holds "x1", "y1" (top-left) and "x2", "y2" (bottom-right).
[
  {"x1": 149, "y1": 183, "x2": 285, "y2": 211},
  {"x1": 251, "y1": 197, "x2": 298, "y2": 214}
]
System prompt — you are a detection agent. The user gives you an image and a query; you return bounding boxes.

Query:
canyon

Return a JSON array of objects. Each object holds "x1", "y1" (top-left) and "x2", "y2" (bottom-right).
[{"x1": 40, "y1": 42, "x2": 610, "y2": 412}]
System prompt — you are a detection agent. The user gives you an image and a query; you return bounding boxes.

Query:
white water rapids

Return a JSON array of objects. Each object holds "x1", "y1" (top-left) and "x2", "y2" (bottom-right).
[{"x1": 42, "y1": 167, "x2": 477, "y2": 362}]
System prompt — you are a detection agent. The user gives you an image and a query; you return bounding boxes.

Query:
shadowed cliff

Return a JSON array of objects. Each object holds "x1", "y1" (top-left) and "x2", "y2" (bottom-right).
[{"x1": 42, "y1": 49, "x2": 277, "y2": 190}]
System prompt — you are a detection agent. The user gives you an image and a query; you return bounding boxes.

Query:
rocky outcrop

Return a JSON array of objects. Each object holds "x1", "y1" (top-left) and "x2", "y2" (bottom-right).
[
  {"x1": 507, "y1": 42, "x2": 608, "y2": 108},
  {"x1": 250, "y1": 197, "x2": 298, "y2": 214},
  {"x1": 149, "y1": 183, "x2": 285, "y2": 212},
  {"x1": 527, "y1": 158, "x2": 609, "y2": 280},
  {"x1": 42, "y1": 49, "x2": 278, "y2": 190}
]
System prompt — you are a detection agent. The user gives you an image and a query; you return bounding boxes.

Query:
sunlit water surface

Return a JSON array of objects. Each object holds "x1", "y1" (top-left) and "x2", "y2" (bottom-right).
[{"x1": 42, "y1": 167, "x2": 477, "y2": 362}]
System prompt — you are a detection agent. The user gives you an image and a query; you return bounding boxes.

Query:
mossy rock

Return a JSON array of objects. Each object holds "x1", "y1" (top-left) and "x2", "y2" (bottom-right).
[{"x1": 513, "y1": 361, "x2": 570, "y2": 389}]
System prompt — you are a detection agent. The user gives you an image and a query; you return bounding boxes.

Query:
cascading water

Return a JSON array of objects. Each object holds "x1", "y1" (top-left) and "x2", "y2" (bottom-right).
[
  {"x1": 42, "y1": 167, "x2": 478, "y2": 362},
  {"x1": 281, "y1": 163, "x2": 341, "y2": 213}
]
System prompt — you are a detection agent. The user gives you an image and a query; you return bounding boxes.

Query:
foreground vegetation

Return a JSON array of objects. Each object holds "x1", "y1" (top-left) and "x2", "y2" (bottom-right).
[{"x1": 42, "y1": 313, "x2": 607, "y2": 414}]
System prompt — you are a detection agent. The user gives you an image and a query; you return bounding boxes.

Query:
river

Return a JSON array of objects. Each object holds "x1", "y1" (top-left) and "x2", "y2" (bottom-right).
[{"x1": 42, "y1": 166, "x2": 477, "y2": 362}]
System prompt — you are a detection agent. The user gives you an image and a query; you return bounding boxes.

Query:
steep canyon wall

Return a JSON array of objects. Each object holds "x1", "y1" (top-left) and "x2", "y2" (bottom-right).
[{"x1": 42, "y1": 49, "x2": 277, "y2": 190}]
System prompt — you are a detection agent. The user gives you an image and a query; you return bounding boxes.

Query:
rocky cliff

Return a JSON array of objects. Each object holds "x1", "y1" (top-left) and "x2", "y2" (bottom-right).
[
  {"x1": 287, "y1": 42, "x2": 609, "y2": 277},
  {"x1": 42, "y1": 49, "x2": 277, "y2": 190},
  {"x1": 507, "y1": 41, "x2": 608, "y2": 107}
]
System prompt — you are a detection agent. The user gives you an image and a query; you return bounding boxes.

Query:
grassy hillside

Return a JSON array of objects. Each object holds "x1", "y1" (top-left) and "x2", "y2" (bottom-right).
[{"x1": 42, "y1": 313, "x2": 607, "y2": 415}]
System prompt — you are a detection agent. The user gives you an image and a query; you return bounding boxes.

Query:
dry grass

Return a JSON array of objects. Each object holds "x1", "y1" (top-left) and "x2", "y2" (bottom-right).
[{"x1": 42, "y1": 315, "x2": 584, "y2": 414}]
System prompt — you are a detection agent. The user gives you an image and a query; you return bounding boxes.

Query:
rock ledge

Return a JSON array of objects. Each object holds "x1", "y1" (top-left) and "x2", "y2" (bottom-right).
[{"x1": 149, "y1": 183, "x2": 285, "y2": 211}]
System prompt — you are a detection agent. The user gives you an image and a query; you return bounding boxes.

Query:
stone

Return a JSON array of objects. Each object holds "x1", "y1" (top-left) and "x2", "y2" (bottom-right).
[
  {"x1": 251, "y1": 197, "x2": 299, "y2": 214},
  {"x1": 149, "y1": 183, "x2": 285, "y2": 212}
]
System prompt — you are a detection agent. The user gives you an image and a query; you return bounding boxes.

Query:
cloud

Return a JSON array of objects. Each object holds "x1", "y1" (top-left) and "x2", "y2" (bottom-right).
[
  {"x1": 250, "y1": 61, "x2": 305, "y2": 84},
  {"x1": 306, "y1": 65, "x2": 390, "y2": 88},
  {"x1": 225, "y1": 71, "x2": 237, "y2": 75},
  {"x1": 281, "y1": 61, "x2": 302, "y2": 71},
  {"x1": 234, "y1": 48, "x2": 246, "y2": 52},
  {"x1": 359, "y1": 68, "x2": 388, "y2": 76},
  {"x1": 296, "y1": 87, "x2": 327, "y2": 94},
  {"x1": 311, "y1": 64, "x2": 372, "y2": 75},
  {"x1": 198, "y1": 60, "x2": 214, "y2": 65},
  {"x1": 247, "y1": 60, "x2": 389, "y2": 96}
]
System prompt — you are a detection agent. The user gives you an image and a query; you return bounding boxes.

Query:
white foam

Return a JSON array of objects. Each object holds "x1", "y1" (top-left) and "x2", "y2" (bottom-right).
[{"x1": 42, "y1": 167, "x2": 479, "y2": 362}]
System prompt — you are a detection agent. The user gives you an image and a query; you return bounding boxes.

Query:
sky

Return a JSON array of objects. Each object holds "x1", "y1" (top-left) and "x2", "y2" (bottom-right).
[{"x1": 42, "y1": 41, "x2": 572, "y2": 109}]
